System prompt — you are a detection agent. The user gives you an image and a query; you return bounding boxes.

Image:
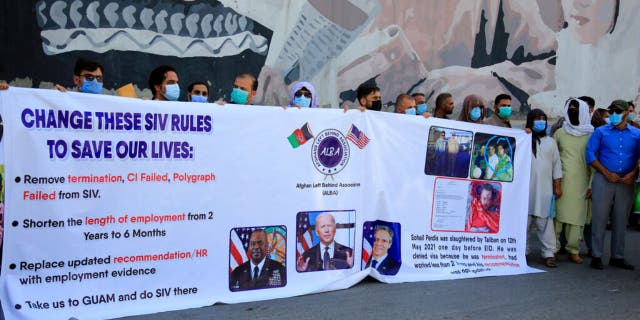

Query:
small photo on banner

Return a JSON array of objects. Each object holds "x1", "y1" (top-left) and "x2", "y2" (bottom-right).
[
  {"x1": 229, "y1": 225, "x2": 287, "y2": 292},
  {"x1": 361, "y1": 221, "x2": 401, "y2": 276},
  {"x1": 424, "y1": 126, "x2": 473, "y2": 178},
  {"x1": 431, "y1": 178, "x2": 502, "y2": 234},
  {"x1": 469, "y1": 133, "x2": 516, "y2": 182},
  {"x1": 296, "y1": 210, "x2": 356, "y2": 272}
]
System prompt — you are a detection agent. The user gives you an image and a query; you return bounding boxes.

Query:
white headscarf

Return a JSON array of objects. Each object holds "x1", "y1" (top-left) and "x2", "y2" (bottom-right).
[{"x1": 563, "y1": 98, "x2": 594, "y2": 136}]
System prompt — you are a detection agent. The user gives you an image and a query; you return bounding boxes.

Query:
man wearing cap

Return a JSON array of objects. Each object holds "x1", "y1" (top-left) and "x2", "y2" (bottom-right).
[{"x1": 586, "y1": 99, "x2": 640, "y2": 270}]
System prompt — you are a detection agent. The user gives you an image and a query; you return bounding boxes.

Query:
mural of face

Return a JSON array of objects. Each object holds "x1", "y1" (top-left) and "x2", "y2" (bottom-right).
[{"x1": 565, "y1": 0, "x2": 618, "y2": 44}]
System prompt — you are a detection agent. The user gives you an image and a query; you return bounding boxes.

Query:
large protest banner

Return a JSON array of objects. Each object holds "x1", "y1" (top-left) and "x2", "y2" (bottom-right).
[{"x1": 0, "y1": 88, "x2": 537, "y2": 320}]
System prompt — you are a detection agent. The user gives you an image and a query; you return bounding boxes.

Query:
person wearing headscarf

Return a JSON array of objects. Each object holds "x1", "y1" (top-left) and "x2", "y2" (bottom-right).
[
  {"x1": 287, "y1": 82, "x2": 318, "y2": 108},
  {"x1": 526, "y1": 109, "x2": 563, "y2": 267},
  {"x1": 457, "y1": 94, "x2": 485, "y2": 124},
  {"x1": 553, "y1": 98, "x2": 593, "y2": 264}
]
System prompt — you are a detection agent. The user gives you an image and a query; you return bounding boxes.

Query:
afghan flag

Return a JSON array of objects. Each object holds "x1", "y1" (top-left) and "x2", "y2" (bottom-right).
[{"x1": 287, "y1": 122, "x2": 314, "y2": 148}]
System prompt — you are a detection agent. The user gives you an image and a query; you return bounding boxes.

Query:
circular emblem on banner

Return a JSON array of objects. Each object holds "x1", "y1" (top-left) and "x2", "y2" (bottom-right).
[{"x1": 311, "y1": 129, "x2": 350, "y2": 175}]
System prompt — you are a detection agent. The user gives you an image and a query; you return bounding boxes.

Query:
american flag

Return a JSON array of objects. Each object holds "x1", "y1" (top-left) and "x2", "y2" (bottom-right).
[
  {"x1": 346, "y1": 124, "x2": 369, "y2": 149},
  {"x1": 296, "y1": 212, "x2": 317, "y2": 261},
  {"x1": 229, "y1": 227, "x2": 254, "y2": 274}
]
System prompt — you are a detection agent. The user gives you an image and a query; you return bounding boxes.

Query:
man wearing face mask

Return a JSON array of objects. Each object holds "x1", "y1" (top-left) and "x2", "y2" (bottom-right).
[
  {"x1": 230, "y1": 73, "x2": 258, "y2": 105},
  {"x1": 587, "y1": 100, "x2": 640, "y2": 270},
  {"x1": 394, "y1": 94, "x2": 416, "y2": 115},
  {"x1": 148, "y1": 65, "x2": 180, "y2": 101},
  {"x1": 186, "y1": 82, "x2": 209, "y2": 103},
  {"x1": 412, "y1": 93, "x2": 428, "y2": 116},
  {"x1": 626, "y1": 101, "x2": 640, "y2": 129},
  {"x1": 485, "y1": 94, "x2": 512, "y2": 128},
  {"x1": 356, "y1": 83, "x2": 382, "y2": 111},
  {"x1": 53, "y1": 58, "x2": 104, "y2": 94},
  {"x1": 287, "y1": 82, "x2": 317, "y2": 108},
  {"x1": 553, "y1": 98, "x2": 593, "y2": 265}
]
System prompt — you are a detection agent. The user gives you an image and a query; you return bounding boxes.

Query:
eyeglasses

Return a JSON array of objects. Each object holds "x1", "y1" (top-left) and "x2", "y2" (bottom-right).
[
  {"x1": 80, "y1": 74, "x2": 103, "y2": 82},
  {"x1": 608, "y1": 109, "x2": 624, "y2": 114},
  {"x1": 294, "y1": 91, "x2": 312, "y2": 98}
]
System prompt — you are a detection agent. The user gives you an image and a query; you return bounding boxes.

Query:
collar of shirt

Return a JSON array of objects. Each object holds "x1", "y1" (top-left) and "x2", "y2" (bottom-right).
[
  {"x1": 372, "y1": 254, "x2": 388, "y2": 268},
  {"x1": 322, "y1": 242, "x2": 335, "y2": 260},
  {"x1": 251, "y1": 257, "x2": 267, "y2": 278}
]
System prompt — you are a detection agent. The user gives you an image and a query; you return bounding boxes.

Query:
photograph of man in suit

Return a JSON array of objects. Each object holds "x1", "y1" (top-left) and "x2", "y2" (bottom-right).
[
  {"x1": 230, "y1": 229, "x2": 286, "y2": 291},
  {"x1": 366, "y1": 225, "x2": 401, "y2": 275},
  {"x1": 297, "y1": 213, "x2": 353, "y2": 272}
]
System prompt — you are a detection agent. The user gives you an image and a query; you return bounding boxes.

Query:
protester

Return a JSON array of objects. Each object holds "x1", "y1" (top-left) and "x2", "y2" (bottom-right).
[
  {"x1": 587, "y1": 100, "x2": 640, "y2": 270},
  {"x1": 394, "y1": 93, "x2": 416, "y2": 115},
  {"x1": 484, "y1": 94, "x2": 513, "y2": 128},
  {"x1": 457, "y1": 94, "x2": 485, "y2": 123},
  {"x1": 525, "y1": 109, "x2": 563, "y2": 267},
  {"x1": 355, "y1": 83, "x2": 382, "y2": 111},
  {"x1": 148, "y1": 65, "x2": 180, "y2": 101},
  {"x1": 579, "y1": 96, "x2": 596, "y2": 117},
  {"x1": 287, "y1": 82, "x2": 317, "y2": 108},
  {"x1": 53, "y1": 57, "x2": 104, "y2": 94},
  {"x1": 627, "y1": 101, "x2": 640, "y2": 129},
  {"x1": 434, "y1": 93, "x2": 454, "y2": 119},
  {"x1": 591, "y1": 108, "x2": 609, "y2": 127},
  {"x1": 230, "y1": 73, "x2": 258, "y2": 105},
  {"x1": 411, "y1": 92, "x2": 428, "y2": 115},
  {"x1": 186, "y1": 82, "x2": 209, "y2": 103},
  {"x1": 553, "y1": 98, "x2": 593, "y2": 264}
]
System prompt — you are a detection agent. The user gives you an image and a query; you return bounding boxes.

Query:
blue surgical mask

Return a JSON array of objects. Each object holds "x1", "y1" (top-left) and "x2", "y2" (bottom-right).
[
  {"x1": 230, "y1": 87, "x2": 249, "y2": 104},
  {"x1": 532, "y1": 120, "x2": 547, "y2": 133},
  {"x1": 604, "y1": 117, "x2": 610, "y2": 124},
  {"x1": 627, "y1": 113, "x2": 635, "y2": 121},
  {"x1": 498, "y1": 106, "x2": 512, "y2": 118},
  {"x1": 293, "y1": 95, "x2": 311, "y2": 108},
  {"x1": 416, "y1": 103, "x2": 427, "y2": 115},
  {"x1": 190, "y1": 94, "x2": 207, "y2": 103},
  {"x1": 163, "y1": 84, "x2": 180, "y2": 101},
  {"x1": 405, "y1": 107, "x2": 416, "y2": 115},
  {"x1": 610, "y1": 113, "x2": 623, "y2": 125},
  {"x1": 470, "y1": 107, "x2": 482, "y2": 121},
  {"x1": 80, "y1": 79, "x2": 103, "y2": 94}
]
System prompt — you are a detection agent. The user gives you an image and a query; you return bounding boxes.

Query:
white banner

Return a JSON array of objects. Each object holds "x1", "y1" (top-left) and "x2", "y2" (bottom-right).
[{"x1": 0, "y1": 88, "x2": 538, "y2": 320}]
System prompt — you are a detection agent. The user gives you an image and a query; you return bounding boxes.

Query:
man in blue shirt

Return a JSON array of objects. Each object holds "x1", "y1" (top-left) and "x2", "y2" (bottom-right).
[{"x1": 586, "y1": 100, "x2": 640, "y2": 270}]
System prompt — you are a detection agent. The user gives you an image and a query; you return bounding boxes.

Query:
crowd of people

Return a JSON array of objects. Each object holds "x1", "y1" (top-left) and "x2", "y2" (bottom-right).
[{"x1": 1, "y1": 57, "x2": 639, "y2": 272}]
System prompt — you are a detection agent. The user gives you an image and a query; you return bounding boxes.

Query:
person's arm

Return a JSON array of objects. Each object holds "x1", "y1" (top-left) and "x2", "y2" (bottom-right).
[
  {"x1": 553, "y1": 179, "x2": 562, "y2": 198},
  {"x1": 590, "y1": 159, "x2": 619, "y2": 183}
]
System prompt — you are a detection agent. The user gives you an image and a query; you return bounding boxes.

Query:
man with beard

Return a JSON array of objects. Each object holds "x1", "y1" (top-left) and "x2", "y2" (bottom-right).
[
  {"x1": 297, "y1": 213, "x2": 353, "y2": 271},
  {"x1": 365, "y1": 225, "x2": 400, "y2": 275},
  {"x1": 434, "y1": 93, "x2": 455, "y2": 119},
  {"x1": 230, "y1": 229, "x2": 286, "y2": 291},
  {"x1": 356, "y1": 83, "x2": 382, "y2": 111}
]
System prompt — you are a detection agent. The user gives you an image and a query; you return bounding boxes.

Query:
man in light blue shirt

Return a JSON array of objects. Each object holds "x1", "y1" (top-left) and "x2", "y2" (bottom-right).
[{"x1": 586, "y1": 100, "x2": 640, "y2": 270}]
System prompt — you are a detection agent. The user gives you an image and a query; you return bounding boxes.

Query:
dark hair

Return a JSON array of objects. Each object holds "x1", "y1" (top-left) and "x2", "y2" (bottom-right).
[
  {"x1": 494, "y1": 94, "x2": 511, "y2": 105},
  {"x1": 578, "y1": 96, "x2": 596, "y2": 109},
  {"x1": 74, "y1": 57, "x2": 103, "y2": 75},
  {"x1": 481, "y1": 183, "x2": 494, "y2": 195},
  {"x1": 411, "y1": 92, "x2": 425, "y2": 99},
  {"x1": 236, "y1": 73, "x2": 258, "y2": 91},
  {"x1": 435, "y1": 93, "x2": 452, "y2": 112},
  {"x1": 375, "y1": 225, "x2": 394, "y2": 241},
  {"x1": 148, "y1": 65, "x2": 176, "y2": 96},
  {"x1": 394, "y1": 93, "x2": 412, "y2": 112},
  {"x1": 526, "y1": 108, "x2": 548, "y2": 157},
  {"x1": 628, "y1": 101, "x2": 635, "y2": 108},
  {"x1": 356, "y1": 83, "x2": 380, "y2": 103},
  {"x1": 187, "y1": 82, "x2": 209, "y2": 93},
  {"x1": 591, "y1": 108, "x2": 608, "y2": 128}
]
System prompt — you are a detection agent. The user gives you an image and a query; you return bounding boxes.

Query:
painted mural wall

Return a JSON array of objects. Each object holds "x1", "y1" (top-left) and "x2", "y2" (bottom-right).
[{"x1": 1, "y1": 0, "x2": 638, "y2": 116}]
